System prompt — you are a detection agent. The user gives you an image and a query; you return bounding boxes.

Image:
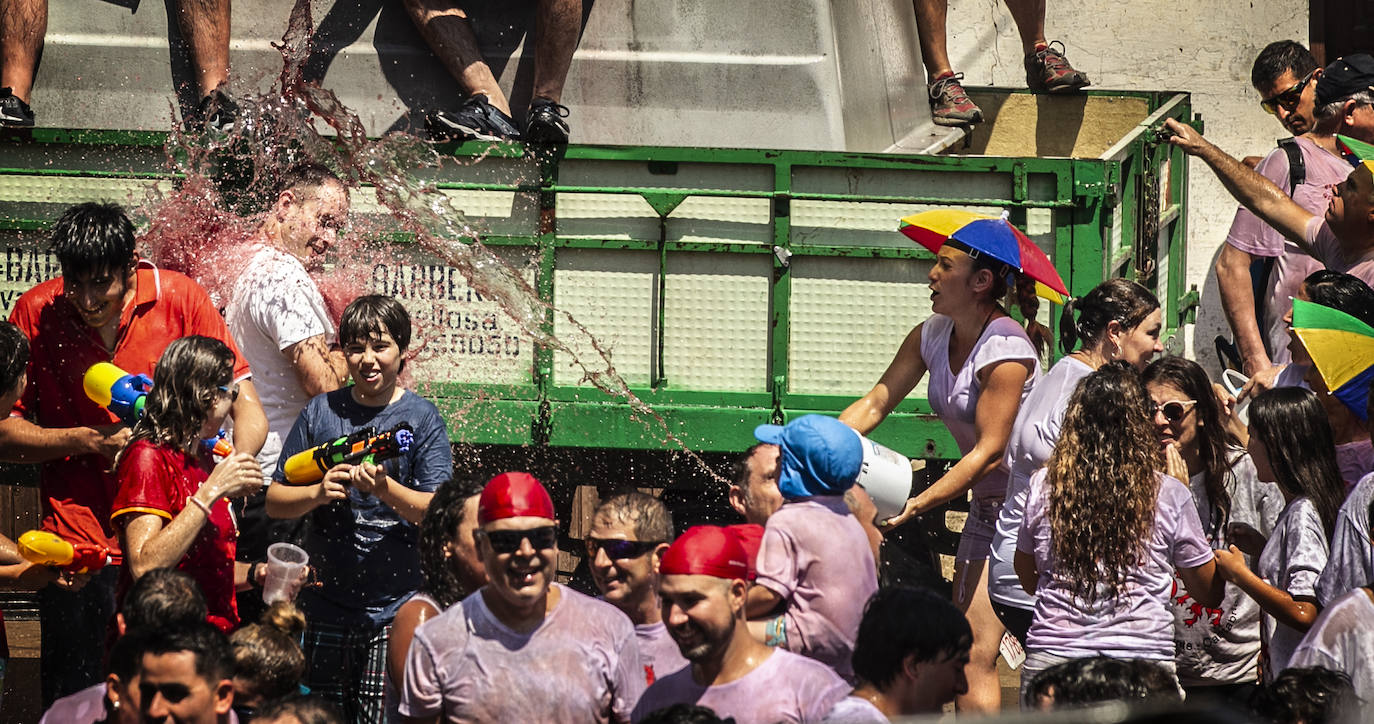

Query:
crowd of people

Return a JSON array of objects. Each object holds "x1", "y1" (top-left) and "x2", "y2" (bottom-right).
[{"x1": 0, "y1": 9, "x2": 1372, "y2": 724}]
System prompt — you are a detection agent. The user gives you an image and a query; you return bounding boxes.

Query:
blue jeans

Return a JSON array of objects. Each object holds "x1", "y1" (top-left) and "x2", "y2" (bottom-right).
[{"x1": 40, "y1": 567, "x2": 117, "y2": 707}]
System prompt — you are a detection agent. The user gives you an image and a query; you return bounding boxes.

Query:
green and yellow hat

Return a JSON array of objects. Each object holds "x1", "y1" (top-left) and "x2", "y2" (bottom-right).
[{"x1": 1336, "y1": 134, "x2": 1374, "y2": 173}]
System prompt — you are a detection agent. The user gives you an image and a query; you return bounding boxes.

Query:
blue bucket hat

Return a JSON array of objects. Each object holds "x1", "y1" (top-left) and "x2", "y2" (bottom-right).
[{"x1": 753, "y1": 414, "x2": 863, "y2": 498}]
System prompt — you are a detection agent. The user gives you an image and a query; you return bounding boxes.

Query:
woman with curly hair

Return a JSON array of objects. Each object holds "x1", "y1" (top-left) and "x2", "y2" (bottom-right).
[
  {"x1": 1143, "y1": 356, "x2": 1284, "y2": 700},
  {"x1": 1214, "y1": 387, "x2": 1344, "y2": 680},
  {"x1": 1013, "y1": 361, "x2": 1223, "y2": 703},
  {"x1": 382, "y1": 477, "x2": 488, "y2": 723}
]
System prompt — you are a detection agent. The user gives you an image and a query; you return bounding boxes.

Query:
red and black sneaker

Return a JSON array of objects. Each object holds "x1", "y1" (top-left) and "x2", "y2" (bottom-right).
[
  {"x1": 1025, "y1": 41, "x2": 1091, "y2": 93},
  {"x1": 928, "y1": 72, "x2": 983, "y2": 127}
]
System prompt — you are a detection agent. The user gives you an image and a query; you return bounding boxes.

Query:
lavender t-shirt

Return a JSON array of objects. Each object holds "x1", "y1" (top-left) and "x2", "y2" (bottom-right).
[
  {"x1": 1225, "y1": 138, "x2": 1349, "y2": 365},
  {"x1": 922, "y1": 314, "x2": 1040, "y2": 500},
  {"x1": 1304, "y1": 217, "x2": 1374, "y2": 285},
  {"x1": 1317, "y1": 472, "x2": 1374, "y2": 606},
  {"x1": 755, "y1": 496, "x2": 878, "y2": 679},
  {"x1": 1290, "y1": 587, "x2": 1374, "y2": 702},
  {"x1": 400, "y1": 583, "x2": 644, "y2": 722},
  {"x1": 1017, "y1": 469, "x2": 1214, "y2": 660},
  {"x1": 631, "y1": 648, "x2": 850, "y2": 724},
  {"x1": 1171, "y1": 453, "x2": 1284, "y2": 686},
  {"x1": 1258, "y1": 496, "x2": 1329, "y2": 679},
  {"x1": 636, "y1": 621, "x2": 688, "y2": 686}
]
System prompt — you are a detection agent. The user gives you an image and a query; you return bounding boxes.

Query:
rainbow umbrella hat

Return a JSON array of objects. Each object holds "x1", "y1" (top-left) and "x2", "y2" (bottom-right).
[
  {"x1": 1291, "y1": 297, "x2": 1374, "y2": 421},
  {"x1": 899, "y1": 209, "x2": 1069, "y2": 304}
]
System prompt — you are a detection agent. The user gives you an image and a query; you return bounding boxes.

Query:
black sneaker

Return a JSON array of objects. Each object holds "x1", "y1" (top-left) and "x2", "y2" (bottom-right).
[
  {"x1": 428, "y1": 94, "x2": 521, "y2": 142},
  {"x1": 188, "y1": 89, "x2": 239, "y2": 134},
  {"x1": 0, "y1": 87, "x2": 35, "y2": 128},
  {"x1": 524, "y1": 98, "x2": 570, "y2": 144}
]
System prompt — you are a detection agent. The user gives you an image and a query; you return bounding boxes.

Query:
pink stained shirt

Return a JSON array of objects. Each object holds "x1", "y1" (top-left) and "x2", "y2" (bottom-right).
[
  {"x1": 1303, "y1": 216, "x2": 1374, "y2": 285},
  {"x1": 1225, "y1": 138, "x2": 1351, "y2": 365},
  {"x1": 631, "y1": 647, "x2": 850, "y2": 724},
  {"x1": 400, "y1": 583, "x2": 643, "y2": 723},
  {"x1": 636, "y1": 621, "x2": 688, "y2": 687},
  {"x1": 754, "y1": 496, "x2": 878, "y2": 680}
]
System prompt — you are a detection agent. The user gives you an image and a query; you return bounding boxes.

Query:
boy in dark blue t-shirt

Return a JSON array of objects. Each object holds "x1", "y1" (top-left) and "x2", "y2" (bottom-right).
[{"x1": 266, "y1": 295, "x2": 452, "y2": 722}]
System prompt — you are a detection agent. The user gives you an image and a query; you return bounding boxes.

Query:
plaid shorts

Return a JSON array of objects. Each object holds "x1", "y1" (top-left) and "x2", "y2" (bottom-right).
[{"x1": 303, "y1": 620, "x2": 391, "y2": 724}]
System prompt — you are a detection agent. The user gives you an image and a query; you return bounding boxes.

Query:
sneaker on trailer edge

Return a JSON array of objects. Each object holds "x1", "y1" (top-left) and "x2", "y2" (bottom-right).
[
  {"x1": 1025, "y1": 41, "x2": 1091, "y2": 93},
  {"x1": 927, "y1": 72, "x2": 983, "y2": 127},
  {"x1": 427, "y1": 94, "x2": 522, "y2": 142},
  {"x1": 0, "y1": 87, "x2": 35, "y2": 128},
  {"x1": 193, "y1": 89, "x2": 239, "y2": 134},
  {"x1": 524, "y1": 99, "x2": 571, "y2": 145}
]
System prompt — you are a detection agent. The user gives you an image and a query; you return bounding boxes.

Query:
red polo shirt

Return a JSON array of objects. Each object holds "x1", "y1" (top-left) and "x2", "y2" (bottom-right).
[{"x1": 8, "y1": 261, "x2": 250, "y2": 561}]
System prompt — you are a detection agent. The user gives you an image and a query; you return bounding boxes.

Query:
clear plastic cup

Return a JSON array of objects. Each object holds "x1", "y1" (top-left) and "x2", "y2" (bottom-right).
[{"x1": 262, "y1": 542, "x2": 309, "y2": 604}]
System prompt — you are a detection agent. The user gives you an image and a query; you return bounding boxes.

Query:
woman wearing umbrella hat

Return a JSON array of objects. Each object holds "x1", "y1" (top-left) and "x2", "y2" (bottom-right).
[{"x1": 840, "y1": 210, "x2": 1062, "y2": 712}]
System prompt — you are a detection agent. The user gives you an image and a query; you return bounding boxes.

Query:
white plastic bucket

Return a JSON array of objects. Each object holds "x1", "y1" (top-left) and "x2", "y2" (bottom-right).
[
  {"x1": 1221, "y1": 368, "x2": 1250, "y2": 426},
  {"x1": 852, "y1": 430, "x2": 914, "y2": 519}
]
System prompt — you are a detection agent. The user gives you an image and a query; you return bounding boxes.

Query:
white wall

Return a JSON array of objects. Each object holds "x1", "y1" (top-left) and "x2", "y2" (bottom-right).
[{"x1": 944, "y1": 0, "x2": 1308, "y2": 369}]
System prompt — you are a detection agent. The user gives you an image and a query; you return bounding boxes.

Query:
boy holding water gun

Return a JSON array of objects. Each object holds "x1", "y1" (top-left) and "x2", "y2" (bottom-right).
[{"x1": 266, "y1": 295, "x2": 451, "y2": 723}]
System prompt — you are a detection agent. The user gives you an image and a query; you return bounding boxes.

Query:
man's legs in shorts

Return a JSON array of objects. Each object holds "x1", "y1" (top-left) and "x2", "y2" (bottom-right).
[
  {"x1": 401, "y1": 0, "x2": 511, "y2": 116},
  {"x1": 39, "y1": 567, "x2": 117, "y2": 707},
  {"x1": 0, "y1": 0, "x2": 46, "y2": 103},
  {"x1": 171, "y1": 0, "x2": 231, "y2": 99}
]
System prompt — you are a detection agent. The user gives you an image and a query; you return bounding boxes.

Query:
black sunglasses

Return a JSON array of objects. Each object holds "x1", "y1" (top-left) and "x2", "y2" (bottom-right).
[
  {"x1": 585, "y1": 537, "x2": 661, "y2": 560},
  {"x1": 1153, "y1": 399, "x2": 1198, "y2": 423},
  {"x1": 480, "y1": 526, "x2": 558, "y2": 554},
  {"x1": 1261, "y1": 69, "x2": 1316, "y2": 115}
]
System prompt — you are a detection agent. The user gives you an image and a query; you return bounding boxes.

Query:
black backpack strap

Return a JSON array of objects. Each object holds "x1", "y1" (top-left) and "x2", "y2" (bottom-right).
[{"x1": 1277, "y1": 136, "x2": 1305, "y2": 188}]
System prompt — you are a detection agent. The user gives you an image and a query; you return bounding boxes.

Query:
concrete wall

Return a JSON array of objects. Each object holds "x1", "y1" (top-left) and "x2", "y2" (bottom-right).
[{"x1": 941, "y1": 0, "x2": 1309, "y2": 368}]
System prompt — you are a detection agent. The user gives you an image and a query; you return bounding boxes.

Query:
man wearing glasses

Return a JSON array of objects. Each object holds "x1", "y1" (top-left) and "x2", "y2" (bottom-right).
[
  {"x1": 400, "y1": 472, "x2": 644, "y2": 723},
  {"x1": 1216, "y1": 41, "x2": 1349, "y2": 382},
  {"x1": 587, "y1": 491, "x2": 688, "y2": 686}
]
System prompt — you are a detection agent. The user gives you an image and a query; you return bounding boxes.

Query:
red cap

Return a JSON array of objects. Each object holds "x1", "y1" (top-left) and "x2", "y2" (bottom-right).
[
  {"x1": 660, "y1": 526, "x2": 750, "y2": 581},
  {"x1": 478, "y1": 472, "x2": 556, "y2": 525},
  {"x1": 725, "y1": 524, "x2": 764, "y2": 580}
]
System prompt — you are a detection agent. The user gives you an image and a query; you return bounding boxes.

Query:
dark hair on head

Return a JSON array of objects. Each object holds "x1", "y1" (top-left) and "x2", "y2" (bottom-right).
[
  {"x1": 418, "y1": 477, "x2": 485, "y2": 608},
  {"x1": 945, "y1": 239, "x2": 1050, "y2": 357},
  {"x1": 1059, "y1": 278, "x2": 1160, "y2": 354},
  {"x1": 254, "y1": 693, "x2": 345, "y2": 724},
  {"x1": 731, "y1": 443, "x2": 773, "y2": 500},
  {"x1": 0, "y1": 322, "x2": 29, "y2": 397},
  {"x1": 1303, "y1": 270, "x2": 1374, "y2": 329},
  {"x1": 593, "y1": 491, "x2": 675, "y2": 543},
  {"x1": 133, "y1": 621, "x2": 235, "y2": 684},
  {"x1": 107, "y1": 625, "x2": 146, "y2": 681},
  {"x1": 1249, "y1": 666, "x2": 1358, "y2": 724},
  {"x1": 339, "y1": 294, "x2": 412, "y2": 351},
  {"x1": 1028, "y1": 656, "x2": 1182, "y2": 709},
  {"x1": 1251, "y1": 41, "x2": 1319, "y2": 90},
  {"x1": 122, "y1": 567, "x2": 209, "y2": 630},
  {"x1": 637, "y1": 703, "x2": 730, "y2": 724},
  {"x1": 1047, "y1": 361, "x2": 1161, "y2": 602},
  {"x1": 125, "y1": 336, "x2": 236, "y2": 457},
  {"x1": 1248, "y1": 388, "x2": 1345, "y2": 537},
  {"x1": 50, "y1": 202, "x2": 137, "y2": 278},
  {"x1": 276, "y1": 162, "x2": 342, "y2": 198},
  {"x1": 1142, "y1": 357, "x2": 1239, "y2": 539},
  {"x1": 852, "y1": 585, "x2": 972, "y2": 690},
  {"x1": 230, "y1": 602, "x2": 306, "y2": 704}
]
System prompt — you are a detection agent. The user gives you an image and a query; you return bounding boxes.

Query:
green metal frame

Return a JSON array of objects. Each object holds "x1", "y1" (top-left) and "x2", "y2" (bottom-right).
[{"x1": 0, "y1": 88, "x2": 1194, "y2": 461}]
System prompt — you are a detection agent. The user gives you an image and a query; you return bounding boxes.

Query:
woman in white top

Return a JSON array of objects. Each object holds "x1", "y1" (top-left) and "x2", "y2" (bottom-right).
[
  {"x1": 841, "y1": 239, "x2": 1042, "y2": 712},
  {"x1": 1214, "y1": 388, "x2": 1345, "y2": 680},
  {"x1": 990, "y1": 279, "x2": 1163, "y2": 644},
  {"x1": 1142, "y1": 357, "x2": 1283, "y2": 701}
]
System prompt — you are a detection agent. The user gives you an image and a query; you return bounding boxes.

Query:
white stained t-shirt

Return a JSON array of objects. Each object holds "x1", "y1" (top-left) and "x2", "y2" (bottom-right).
[
  {"x1": 921, "y1": 314, "x2": 1040, "y2": 501},
  {"x1": 1317, "y1": 472, "x2": 1374, "y2": 606},
  {"x1": 1257, "y1": 496, "x2": 1330, "y2": 680},
  {"x1": 631, "y1": 647, "x2": 850, "y2": 724},
  {"x1": 989, "y1": 355, "x2": 1092, "y2": 609},
  {"x1": 1304, "y1": 216, "x2": 1374, "y2": 285},
  {"x1": 635, "y1": 621, "x2": 688, "y2": 687},
  {"x1": 1289, "y1": 587, "x2": 1374, "y2": 703},
  {"x1": 225, "y1": 245, "x2": 335, "y2": 474},
  {"x1": 1171, "y1": 453, "x2": 1285, "y2": 687},
  {"x1": 401, "y1": 583, "x2": 644, "y2": 723},
  {"x1": 821, "y1": 696, "x2": 888, "y2": 723}
]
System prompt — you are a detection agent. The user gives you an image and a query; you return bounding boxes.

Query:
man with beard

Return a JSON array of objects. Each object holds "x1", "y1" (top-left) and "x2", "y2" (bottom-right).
[
  {"x1": 587, "y1": 491, "x2": 688, "y2": 685},
  {"x1": 400, "y1": 472, "x2": 644, "y2": 722},
  {"x1": 633, "y1": 526, "x2": 849, "y2": 724}
]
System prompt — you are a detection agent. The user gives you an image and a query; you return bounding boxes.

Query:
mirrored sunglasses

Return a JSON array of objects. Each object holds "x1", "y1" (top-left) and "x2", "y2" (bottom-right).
[{"x1": 585, "y1": 537, "x2": 661, "y2": 560}]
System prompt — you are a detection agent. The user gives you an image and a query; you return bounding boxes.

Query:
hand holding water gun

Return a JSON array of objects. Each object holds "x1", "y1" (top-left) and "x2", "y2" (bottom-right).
[
  {"x1": 281, "y1": 422, "x2": 414, "y2": 485},
  {"x1": 83, "y1": 362, "x2": 151, "y2": 427},
  {"x1": 18, "y1": 530, "x2": 110, "y2": 574}
]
